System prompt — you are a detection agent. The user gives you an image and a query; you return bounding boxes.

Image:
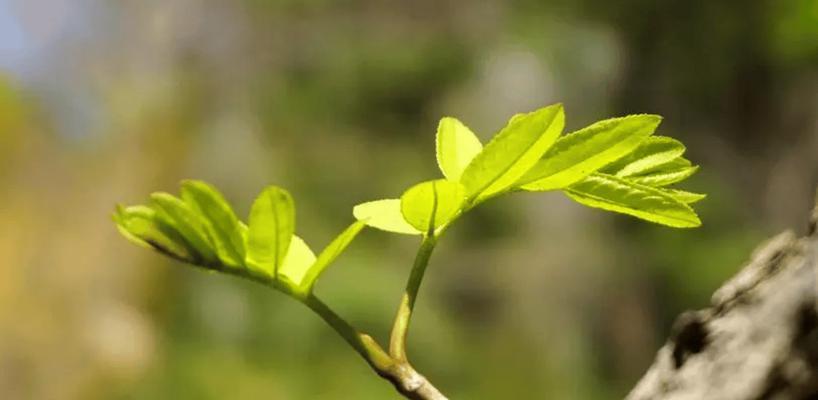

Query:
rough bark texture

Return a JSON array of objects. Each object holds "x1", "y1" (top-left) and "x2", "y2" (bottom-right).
[{"x1": 628, "y1": 203, "x2": 818, "y2": 399}]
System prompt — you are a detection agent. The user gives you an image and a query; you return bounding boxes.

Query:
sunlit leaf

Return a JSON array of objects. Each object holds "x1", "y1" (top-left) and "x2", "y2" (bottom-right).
[
  {"x1": 114, "y1": 205, "x2": 156, "y2": 250},
  {"x1": 436, "y1": 117, "x2": 483, "y2": 181},
  {"x1": 663, "y1": 188, "x2": 707, "y2": 204},
  {"x1": 247, "y1": 186, "x2": 295, "y2": 277},
  {"x1": 181, "y1": 180, "x2": 246, "y2": 267},
  {"x1": 400, "y1": 180, "x2": 465, "y2": 233},
  {"x1": 641, "y1": 156, "x2": 691, "y2": 172},
  {"x1": 278, "y1": 235, "x2": 317, "y2": 287},
  {"x1": 301, "y1": 221, "x2": 366, "y2": 292},
  {"x1": 460, "y1": 103, "x2": 565, "y2": 202},
  {"x1": 518, "y1": 114, "x2": 661, "y2": 192},
  {"x1": 353, "y1": 199, "x2": 421, "y2": 235},
  {"x1": 602, "y1": 136, "x2": 686, "y2": 177},
  {"x1": 630, "y1": 158, "x2": 699, "y2": 187},
  {"x1": 114, "y1": 205, "x2": 197, "y2": 262},
  {"x1": 564, "y1": 173, "x2": 701, "y2": 228},
  {"x1": 150, "y1": 192, "x2": 218, "y2": 263},
  {"x1": 239, "y1": 221, "x2": 249, "y2": 242}
]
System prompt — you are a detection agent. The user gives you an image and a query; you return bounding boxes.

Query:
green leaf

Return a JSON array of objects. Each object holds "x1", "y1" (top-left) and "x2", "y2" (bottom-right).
[
  {"x1": 564, "y1": 173, "x2": 701, "y2": 228},
  {"x1": 114, "y1": 205, "x2": 197, "y2": 262},
  {"x1": 518, "y1": 114, "x2": 662, "y2": 192},
  {"x1": 278, "y1": 235, "x2": 317, "y2": 287},
  {"x1": 460, "y1": 103, "x2": 565, "y2": 202},
  {"x1": 631, "y1": 167, "x2": 700, "y2": 187},
  {"x1": 181, "y1": 180, "x2": 246, "y2": 267},
  {"x1": 436, "y1": 117, "x2": 483, "y2": 181},
  {"x1": 601, "y1": 136, "x2": 686, "y2": 177},
  {"x1": 246, "y1": 186, "x2": 295, "y2": 277},
  {"x1": 640, "y1": 156, "x2": 691, "y2": 173},
  {"x1": 114, "y1": 205, "x2": 156, "y2": 250},
  {"x1": 150, "y1": 192, "x2": 218, "y2": 263},
  {"x1": 301, "y1": 221, "x2": 366, "y2": 292},
  {"x1": 630, "y1": 161, "x2": 699, "y2": 187},
  {"x1": 353, "y1": 199, "x2": 421, "y2": 235},
  {"x1": 663, "y1": 189, "x2": 707, "y2": 204},
  {"x1": 400, "y1": 180, "x2": 465, "y2": 233},
  {"x1": 238, "y1": 221, "x2": 249, "y2": 241}
]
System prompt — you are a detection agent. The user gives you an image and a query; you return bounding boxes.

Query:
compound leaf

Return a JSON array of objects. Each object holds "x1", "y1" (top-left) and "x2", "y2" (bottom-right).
[
  {"x1": 353, "y1": 199, "x2": 421, "y2": 235},
  {"x1": 518, "y1": 114, "x2": 661, "y2": 192},
  {"x1": 460, "y1": 103, "x2": 564, "y2": 202},
  {"x1": 436, "y1": 117, "x2": 483, "y2": 181},
  {"x1": 278, "y1": 235, "x2": 317, "y2": 287},
  {"x1": 400, "y1": 179, "x2": 465, "y2": 233},
  {"x1": 247, "y1": 186, "x2": 295, "y2": 277},
  {"x1": 150, "y1": 192, "x2": 218, "y2": 263},
  {"x1": 564, "y1": 173, "x2": 701, "y2": 228},
  {"x1": 181, "y1": 180, "x2": 246, "y2": 267}
]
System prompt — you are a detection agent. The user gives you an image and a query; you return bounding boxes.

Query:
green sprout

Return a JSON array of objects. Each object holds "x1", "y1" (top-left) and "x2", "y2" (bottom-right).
[{"x1": 113, "y1": 103, "x2": 703, "y2": 399}]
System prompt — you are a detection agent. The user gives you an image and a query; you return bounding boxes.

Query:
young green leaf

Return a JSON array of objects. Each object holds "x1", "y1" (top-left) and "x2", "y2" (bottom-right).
[
  {"x1": 150, "y1": 192, "x2": 218, "y2": 263},
  {"x1": 114, "y1": 205, "x2": 157, "y2": 250},
  {"x1": 238, "y1": 221, "x2": 249, "y2": 242},
  {"x1": 436, "y1": 117, "x2": 483, "y2": 181},
  {"x1": 518, "y1": 114, "x2": 662, "y2": 192},
  {"x1": 460, "y1": 103, "x2": 565, "y2": 202},
  {"x1": 601, "y1": 136, "x2": 686, "y2": 177},
  {"x1": 278, "y1": 235, "x2": 317, "y2": 288},
  {"x1": 353, "y1": 199, "x2": 421, "y2": 235},
  {"x1": 400, "y1": 180, "x2": 465, "y2": 233},
  {"x1": 181, "y1": 180, "x2": 246, "y2": 267},
  {"x1": 114, "y1": 205, "x2": 197, "y2": 262},
  {"x1": 663, "y1": 188, "x2": 707, "y2": 204},
  {"x1": 564, "y1": 173, "x2": 701, "y2": 228},
  {"x1": 641, "y1": 156, "x2": 691, "y2": 172},
  {"x1": 301, "y1": 221, "x2": 366, "y2": 293},
  {"x1": 630, "y1": 161, "x2": 699, "y2": 187},
  {"x1": 247, "y1": 186, "x2": 295, "y2": 277}
]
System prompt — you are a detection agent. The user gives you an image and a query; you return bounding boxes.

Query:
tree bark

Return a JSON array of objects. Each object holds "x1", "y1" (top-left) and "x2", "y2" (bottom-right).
[
  {"x1": 627, "y1": 200, "x2": 818, "y2": 399},
  {"x1": 384, "y1": 362, "x2": 448, "y2": 400}
]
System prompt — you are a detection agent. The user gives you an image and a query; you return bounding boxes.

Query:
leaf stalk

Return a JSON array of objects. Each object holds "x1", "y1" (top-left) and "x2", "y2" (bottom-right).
[{"x1": 390, "y1": 234, "x2": 439, "y2": 361}]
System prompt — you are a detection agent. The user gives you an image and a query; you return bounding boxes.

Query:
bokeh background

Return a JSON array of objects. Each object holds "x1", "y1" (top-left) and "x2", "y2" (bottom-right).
[{"x1": 1, "y1": 1, "x2": 817, "y2": 399}]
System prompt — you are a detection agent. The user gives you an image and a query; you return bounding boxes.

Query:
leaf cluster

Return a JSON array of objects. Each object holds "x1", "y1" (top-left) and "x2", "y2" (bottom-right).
[
  {"x1": 116, "y1": 104, "x2": 703, "y2": 299},
  {"x1": 114, "y1": 181, "x2": 363, "y2": 299},
  {"x1": 354, "y1": 104, "x2": 703, "y2": 236},
  {"x1": 113, "y1": 103, "x2": 704, "y2": 397}
]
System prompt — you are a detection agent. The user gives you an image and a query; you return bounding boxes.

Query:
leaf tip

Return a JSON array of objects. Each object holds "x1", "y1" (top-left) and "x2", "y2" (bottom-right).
[
  {"x1": 677, "y1": 208, "x2": 703, "y2": 229},
  {"x1": 179, "y1": 178, "x2": 201, "y2": 187},
  {"x1": 646, "y1": 113, "x2": 663, "y2": 126},
  {"x1": 112, "y1": 203, "x2": 125, "y2": 221},
  {"x1": 149, "y1": 191, "x2": 175, "y2": 204},
  {"x1": 687, "y1": 215, "x2": 703, "y2": 228}
]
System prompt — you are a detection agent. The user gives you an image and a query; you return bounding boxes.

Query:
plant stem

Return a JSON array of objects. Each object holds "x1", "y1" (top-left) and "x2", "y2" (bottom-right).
[
  {"x1": 304, "y1": 293, "x2": 448, "y2": 399},
  {"x1": 303, "y1": 294, "x2": 394, "y2": 373},
  {"x1": 390, "y1": 235, "x2": 439, "y2": 361},
  {"x1": 225, "y1": 266, "x2": 448, "y2": 398}
]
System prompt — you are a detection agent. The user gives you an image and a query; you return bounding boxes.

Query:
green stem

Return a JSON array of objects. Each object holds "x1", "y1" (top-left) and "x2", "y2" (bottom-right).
[
  {"x1": 305, "y1": 293, "x2": 448, "y2": 400},
  {"x1": 303, "y1": 294, "x2": 394, "y2": 373},
  {"x1": 389, "y1": 234, "x2": 439, "y2": 361},
  {"x1": 219, "y1": 245, "x2": 448, "y2": 398}
]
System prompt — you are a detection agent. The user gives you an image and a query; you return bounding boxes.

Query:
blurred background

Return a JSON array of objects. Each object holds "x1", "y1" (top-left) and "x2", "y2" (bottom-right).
[{"x1": 0, "y1": 0, "x2": 817, "y2": 399}]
